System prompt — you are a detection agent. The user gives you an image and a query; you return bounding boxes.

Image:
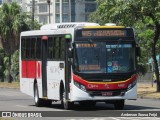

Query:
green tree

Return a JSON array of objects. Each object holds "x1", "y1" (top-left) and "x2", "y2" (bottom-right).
[
  {"x1": 27, "y1": 18, "x2": 41, "y2": 30},
  {"x1": 11, "y1": 50, "x2": 19, "y2": 81},
  {"x1": 89, "y1": 0, "x2": 160, "y2": 91},
  {"x1": 0, "y1": 48, "x2": 6, "y2": 82},
  {"x1": 0, "y1": 2, "x2": 38, "y2": 83}
]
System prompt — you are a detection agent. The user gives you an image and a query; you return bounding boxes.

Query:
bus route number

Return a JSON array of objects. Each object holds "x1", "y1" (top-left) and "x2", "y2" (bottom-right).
[{"x1": 82, "y1": 30, "x2": 126, "y2": 37}]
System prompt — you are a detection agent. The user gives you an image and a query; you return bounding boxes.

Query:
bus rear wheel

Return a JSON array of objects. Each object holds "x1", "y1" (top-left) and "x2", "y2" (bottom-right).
[
  {"x1": 114, "y1": 100, "x2": 125, "y2": 110},
  {"x1": 34, "y1": 83, "x2": 43, "y2": 107},
  {"x1": 34, "y1": 83, "x2": 52, "y2": 107}
]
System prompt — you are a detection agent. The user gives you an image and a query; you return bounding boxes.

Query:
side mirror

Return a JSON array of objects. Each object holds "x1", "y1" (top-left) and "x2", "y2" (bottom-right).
[
  {"x1": 68, "y1": 48, "x2": 73, "y2": 58},
  {"x1": 136, "y1": 47, "x2": 141, "y2": 57}
]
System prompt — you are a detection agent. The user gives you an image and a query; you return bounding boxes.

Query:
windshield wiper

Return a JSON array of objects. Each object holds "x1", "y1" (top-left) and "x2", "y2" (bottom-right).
[
  {"x1": 112, "y1": 38, "x2": 122, "y2": 55},
  {"x1": 88, "y1": 39, "x2": 100, "y2": 66}
]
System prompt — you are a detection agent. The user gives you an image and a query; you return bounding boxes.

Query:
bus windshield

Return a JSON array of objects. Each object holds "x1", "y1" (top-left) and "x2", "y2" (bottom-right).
[{"x1": 74, "y1": 42, "x2": 135, "y2": 73}]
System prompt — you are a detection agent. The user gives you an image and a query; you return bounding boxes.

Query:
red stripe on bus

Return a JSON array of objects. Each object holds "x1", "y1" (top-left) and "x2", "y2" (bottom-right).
[
  {"x1": 73, "y1": 74, "x2": 137, "y2": 90},
  {"x1": 22, "y1": 61, "x2": 27, "y2": 78},
  {"x1": 21, "y1": 60, "x2": 40, "y2": 79},
  {"x1": 37, "y1": 62, "x2": 41, "y2": 78}
]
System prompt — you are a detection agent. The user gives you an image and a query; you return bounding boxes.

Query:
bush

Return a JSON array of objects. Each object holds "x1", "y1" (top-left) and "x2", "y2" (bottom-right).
[
  {"x1": 137, "y1": 63, "x2": 147, "y2": 76},
  {"x1": 11, "y1": 50, "x2": 19, "y2": 81},
  {"x1": 0, "y1": 48, "x2": 5, "y2": 82},
  {"x1": 1, "y1": 49, "x2": 19, "y2": 82}
]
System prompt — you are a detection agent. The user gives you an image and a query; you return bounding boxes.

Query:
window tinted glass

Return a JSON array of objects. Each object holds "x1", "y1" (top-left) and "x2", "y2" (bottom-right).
[
  {"x1": 26, "y1": 38, "x2": 30, "y2": 59},
  {"x1": 48, "y1": 37, "x2": 55, "y2": 59},
  {"x1": 36, "y1": 38, "x2": 41, "y2": 59},
  {"x1": 21, "y1": 38, "x2": 26, "y2": 59},
  {"x1": 30, "y1": 38, "x2": 36, "y2": 59}
]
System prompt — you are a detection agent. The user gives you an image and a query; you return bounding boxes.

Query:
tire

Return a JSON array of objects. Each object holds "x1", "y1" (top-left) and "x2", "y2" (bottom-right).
[
  {"x1": 114, "y1": 100, "x2": 125, "y2": 110},
  {"x1": 34, "y1": 83, "x2": 43, "y2": 107},
  {"x1": 79, "y1": 101, "x2": 96, "y2": 109},
  {"x1": 61, "y1": 89, "x2": 74, "y2": 110}
]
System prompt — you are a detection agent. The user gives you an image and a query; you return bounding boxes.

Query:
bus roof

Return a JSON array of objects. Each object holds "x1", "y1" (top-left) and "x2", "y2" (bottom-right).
[
  {"x1": 40, "y1": 22, "x2": 100, "y2": 30},
  {"x1": 83, "y1": 26, "x2": 125, "y2": 29},
  {"x1": 21, "y1": 22, "x2": 128, "y2": 37}
]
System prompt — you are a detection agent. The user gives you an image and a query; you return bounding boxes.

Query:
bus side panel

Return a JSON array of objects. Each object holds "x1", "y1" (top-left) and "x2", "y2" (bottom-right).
[
  {"x1": 28, "y1": 61, "x2": 36, "y2": 97},
  {"x1": 36, "y1": 61, "x2": 43, "y2": 98},
  {"x1": 21, "y1": 61, "x2": 27, "y2": 78},
  {"x1": 20, "y1": 78, "x2": 29, "y2": 96},
  {"x1": 20, "y1": 60, "x2": 39, "y2": 97},
  {"x1": 27, "y1": 61, "x2": 36, "y2": 78},
  {"x1": 20, "y1": 61, "x2": 29, "y2": 95},
  {"x1": 124, "y1": 84, "x2": 137, "y2": 100},
  {"x1": 47, "y1": 61, "x2": 65, "y2": 100}
]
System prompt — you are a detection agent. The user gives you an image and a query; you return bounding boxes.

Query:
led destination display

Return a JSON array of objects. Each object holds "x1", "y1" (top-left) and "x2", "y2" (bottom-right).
[
  {"x1": 75, "y1": 28, "x2": 134, "y2": 39},
  {"x1": 82, "y1": 30, "x2": 126, "y2": 37}
]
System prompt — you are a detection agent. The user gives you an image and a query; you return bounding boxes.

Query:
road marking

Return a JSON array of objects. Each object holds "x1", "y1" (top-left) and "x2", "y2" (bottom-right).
[
  {"x1": 15, "y1": 105, "x2": 28, "y2": 108},
  {"x1": 109, "y1": 117, "x2": 121, "y2": 120}
]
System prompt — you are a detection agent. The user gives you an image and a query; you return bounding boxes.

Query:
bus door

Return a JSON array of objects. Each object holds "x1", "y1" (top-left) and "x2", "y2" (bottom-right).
[
  {"x1": 64, "y1": 35, "x2": 72, "y2": 100},
  {"x1": 41, "y1": 36, "x2": 48, "y2": 97}
]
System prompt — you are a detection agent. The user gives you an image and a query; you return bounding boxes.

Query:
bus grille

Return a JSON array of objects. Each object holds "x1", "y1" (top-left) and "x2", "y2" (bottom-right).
[{"x1": 88, "y1": 90, "x2": 126, "y2": 97}]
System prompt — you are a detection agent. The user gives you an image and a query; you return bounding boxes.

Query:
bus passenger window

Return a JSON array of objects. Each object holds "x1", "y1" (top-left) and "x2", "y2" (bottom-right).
[
  {"x1": 26, "y1": 38, "x2": 31, "y2": 59},
  {"x1": 60, "y1": 38, "x2": 65, "y2": 59},
  {"x1": 48, "y1": 37, "x2": 55, "y2": 60},
  {"x1": 30, "y1": 38, "x2": 36, "y2": 59},
  {"x1": 21, "y1": 38, "x2": 26, "y2": 59},
  {"x1": 36, "y1": 38, "x2": 41, "y2": 59},
  {"x1": 55, "y1": 37, "x2": 60, "y2": 59}
]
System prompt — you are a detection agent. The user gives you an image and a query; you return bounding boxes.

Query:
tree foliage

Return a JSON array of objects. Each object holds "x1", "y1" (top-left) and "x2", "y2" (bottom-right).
[
  {"x1": 0, "y1": 48, "x2": 6, "y2": 82},
  {"x1": 0, "y1": 2, "x2": 29, "y2": 55},
  {"x1": 89, "y1": 0, "x2": 160, "y2": 91},
  {"x1": 0, "y1": 2, "x2": 41, "y2": 83}
]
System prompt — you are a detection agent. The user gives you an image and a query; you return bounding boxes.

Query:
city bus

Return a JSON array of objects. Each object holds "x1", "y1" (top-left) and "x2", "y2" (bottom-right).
[{"x1": 20, "y1": 22, "x2": 140, "y2": 110}]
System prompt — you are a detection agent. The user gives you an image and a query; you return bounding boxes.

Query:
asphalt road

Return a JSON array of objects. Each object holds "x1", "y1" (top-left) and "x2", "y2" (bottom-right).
[{"x1": 0, "y1": 88, "x2": 160, "y2": 119}]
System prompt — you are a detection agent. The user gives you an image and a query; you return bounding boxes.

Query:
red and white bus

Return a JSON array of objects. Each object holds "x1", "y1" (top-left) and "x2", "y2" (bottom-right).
[{"x1": 20, "y1": 22, "x2": 140, "y2": 110}]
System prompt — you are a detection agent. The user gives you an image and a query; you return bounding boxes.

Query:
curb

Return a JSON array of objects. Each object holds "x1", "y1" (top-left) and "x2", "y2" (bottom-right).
[
  {"x1": 0, "y1": 87, "x2": 19, "y2": 90},
  {"x1": 138, "y1": 96, "x2": 160, "y2": 100}
]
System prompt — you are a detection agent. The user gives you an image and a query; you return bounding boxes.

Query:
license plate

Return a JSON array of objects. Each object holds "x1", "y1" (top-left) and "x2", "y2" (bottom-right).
[{"x1": 102, "y1": 92, "x2": 113, "y2": 96}]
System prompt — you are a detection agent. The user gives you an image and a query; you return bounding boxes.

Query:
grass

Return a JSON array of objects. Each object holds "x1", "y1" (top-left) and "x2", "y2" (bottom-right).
[
  {"x1": 0, "y1": 118, "x2": 12, "y2": 120},
  {"x1": 0, "y1": 82, "x2": 19, "y2": 89},
  {"x1": 0, "y1": 82, "x2": 160, "y2": 99},
  {"x1": 137, "y1": 82, "x2": 160, "y2": 99}
]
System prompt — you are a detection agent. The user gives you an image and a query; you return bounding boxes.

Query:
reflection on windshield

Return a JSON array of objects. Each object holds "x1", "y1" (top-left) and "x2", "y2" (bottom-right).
[{"x1": 74, "y1": 42, "x2": 135, "y2": 73}]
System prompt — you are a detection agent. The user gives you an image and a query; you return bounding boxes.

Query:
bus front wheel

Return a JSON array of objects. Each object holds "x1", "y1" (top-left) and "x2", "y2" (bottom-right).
[
  {"x1": 61, "y1": 89, "x2": 73, "y2": 110},
  {"x1": 114, "y1": 100, "x2": 125, "y2": 110}
]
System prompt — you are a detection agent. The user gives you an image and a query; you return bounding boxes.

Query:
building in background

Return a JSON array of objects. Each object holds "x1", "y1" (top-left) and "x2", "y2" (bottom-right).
[
  {"x1": 54, "y1": 0, "x2": 96, "y2": 23},
  {"x1": 25, "y1": 0, "x2": 54, "y2": 24},
  {"x1": 2, "y1": 0, "x2": 97, "y2": 24},
  {"x1": 0, "y1": 0, "x2": 2, "y2": 5}
]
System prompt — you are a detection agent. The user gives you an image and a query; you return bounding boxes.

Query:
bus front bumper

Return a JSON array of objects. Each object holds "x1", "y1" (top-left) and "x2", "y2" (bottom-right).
[{"x1": 70, "y1": 84, "x2": 137, "y2": 101}]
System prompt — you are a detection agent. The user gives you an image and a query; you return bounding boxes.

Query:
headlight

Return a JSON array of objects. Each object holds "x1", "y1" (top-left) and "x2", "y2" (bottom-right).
[
  {"x1": 127, "y1": 80, "x2": 137, "y2": 91},
  {"x1": 74, "y1": 81, "x2": 87, "y2": 92}
]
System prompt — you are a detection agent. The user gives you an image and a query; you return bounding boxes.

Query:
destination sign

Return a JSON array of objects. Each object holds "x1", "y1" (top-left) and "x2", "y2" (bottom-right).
[
  {"x1": 81, "y1": 30, "x2": 126, "y2": 37},
  {"x1": 75, "y1": 28, "x2": 135, "y2": 40}
]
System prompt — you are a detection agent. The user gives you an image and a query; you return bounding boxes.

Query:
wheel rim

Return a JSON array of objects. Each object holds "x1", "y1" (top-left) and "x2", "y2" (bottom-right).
[
  {"x1": 34, "y1": 86, "x2": 38, "y2": 103},
  {"x1": 62, "y1": 91, "x2": 66, "y2": 107}
]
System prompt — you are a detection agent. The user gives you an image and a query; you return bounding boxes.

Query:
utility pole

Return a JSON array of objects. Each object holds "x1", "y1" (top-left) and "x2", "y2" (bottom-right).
[
  {"x1": 69, "y1": 0, "x2": 71, "y2": 22},
  {"x1": 32, "y1": 0, "x2": 35, "y2": 30},
  {"x1": 47, "y1": 0, "x2": 51, "y2": 24}
]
